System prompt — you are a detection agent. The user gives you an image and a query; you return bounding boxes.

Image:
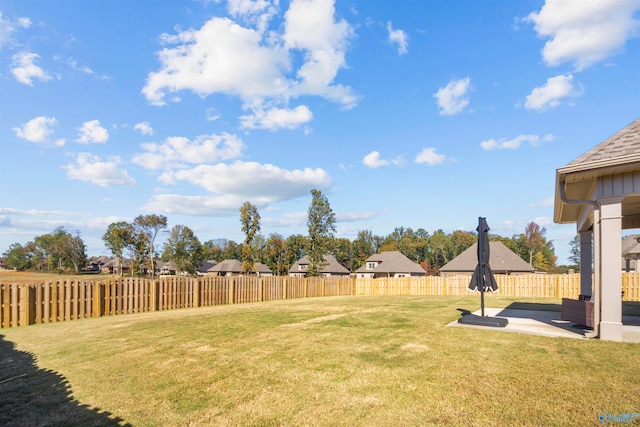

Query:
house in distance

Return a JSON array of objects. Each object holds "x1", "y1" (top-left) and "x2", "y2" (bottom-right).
[
  {"x1": 355, "y1": 251, "x2": 426, "y2": 278},
  {"x1": 289, "y1": 254, "x2": 350, "y2": 278},
  {"x1": 439, "y1": 241, "x2": 536, "y2": 277}
]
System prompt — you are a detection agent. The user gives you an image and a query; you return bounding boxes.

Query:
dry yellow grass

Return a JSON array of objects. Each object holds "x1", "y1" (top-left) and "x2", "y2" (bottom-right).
[{"x1": 2, "y1": 295, "x2": 639, "y2": 426}]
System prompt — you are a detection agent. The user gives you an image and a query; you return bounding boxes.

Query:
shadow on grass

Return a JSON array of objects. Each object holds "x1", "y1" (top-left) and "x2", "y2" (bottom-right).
[{"x1": 0, "y1": 334, "x2": 130, "y2": 427}]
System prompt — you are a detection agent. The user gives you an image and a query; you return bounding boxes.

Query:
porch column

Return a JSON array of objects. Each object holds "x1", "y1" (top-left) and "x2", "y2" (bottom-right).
[
  {"x1": 579, "y1": 230, "x2": 592, "y2": 298},
  {"x1": 598, "y1": 197, "x2": 623, "y2": 342}
]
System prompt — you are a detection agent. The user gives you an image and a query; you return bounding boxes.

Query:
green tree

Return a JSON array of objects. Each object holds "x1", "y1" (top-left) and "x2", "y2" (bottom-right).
[
  {"x1": 202, "y1": 239, "x2": 227, "y2": 261},
  {"x1": 103, "y1": 221, "x2": 135, "y2": 276},
  {"x1": 306, "y1": 189, "x2": 336, "y2": 276},
  {"x1": 3, "y1": 243, "x2": 32, "y2": 271},
  {"x1": 133, "y1": 214, "x2": 168, "y2": 278},
  {"x1": 330, "y1": 237, "x2": 352, "y2": 271},
  {"x1": 35, "y1": 227, "x2": 87, "y2": 273},
  {"x1": 450, "y1": 230, "x2": 477, "y2": 258},
  {"x1": 59, "y1": 230, "x2": 87, "y2": 273},
  {"x1": 264, "y1": 233, "x2": 287, "y2": 275},
  {"x1": 223, "y1": 240, "x2": 241, "y2": 260},
  {"x1": 429, "y1": 229, "x2": 453, "y2": 270},
  {"x1": 239, "y1": 201, "x2": 261, "y2": 273},
  {"x1": 568, "y1": 235, "x2": 581, "y2": 268},
  {"x1": 285, "y1": 234, "x2": 308, "y2": 271},
  {"x1": 162, "y1": 225, "x2": 204, "y2": 275},
  {"x1": 523, "y1": 221, "x2": 546, "y2": 266},
  {"x1": 352, "y1": 230, "x2": 376, "y2": 271}
]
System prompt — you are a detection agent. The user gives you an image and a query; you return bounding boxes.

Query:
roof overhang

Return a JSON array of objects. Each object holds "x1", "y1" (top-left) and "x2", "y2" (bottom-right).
[{"x1": 554, "y1": 155, "x2": 640, "y2": 228}]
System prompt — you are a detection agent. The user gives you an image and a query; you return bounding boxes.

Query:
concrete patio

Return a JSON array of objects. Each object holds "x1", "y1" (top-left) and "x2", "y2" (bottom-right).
[{"x1": 450, "y1": 307, "x2": 640, "y2": 343}]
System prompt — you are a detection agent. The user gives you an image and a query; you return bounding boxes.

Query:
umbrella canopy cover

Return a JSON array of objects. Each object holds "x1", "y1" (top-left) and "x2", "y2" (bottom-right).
[{"x1": 469, "y1": 217, "x2": 498, "y2": 292}]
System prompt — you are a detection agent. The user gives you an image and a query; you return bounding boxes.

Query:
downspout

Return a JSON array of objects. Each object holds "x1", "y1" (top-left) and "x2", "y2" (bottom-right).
[{"x1": 559, "y1": 182, "x2": 600, "y2": 339}]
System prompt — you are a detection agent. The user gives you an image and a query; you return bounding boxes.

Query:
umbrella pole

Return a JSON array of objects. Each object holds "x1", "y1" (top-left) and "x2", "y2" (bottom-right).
[
  {"x1": 480, "y1": 283, "x2": 485, "y2": 317},
  {"x1": 479, "y1": 217, "x2": 485, "y2": 317}
]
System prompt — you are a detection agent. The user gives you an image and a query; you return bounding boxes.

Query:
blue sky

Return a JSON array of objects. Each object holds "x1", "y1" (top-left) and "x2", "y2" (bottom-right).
[{"x1": 1, "y1": 0, "x2": 639, "y2": 264}]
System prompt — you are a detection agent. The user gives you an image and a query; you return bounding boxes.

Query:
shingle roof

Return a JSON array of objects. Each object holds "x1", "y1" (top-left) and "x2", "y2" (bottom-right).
[
  {"x1": 439, "y1": 242, "x2": 535, "y2": 274},
  {"x1": 289, "y1": 254, "x2": 350, "y2": 275},
  {"x1": 566, "y1": 117, "x2": 640, "y2": 168},
  {"x1": 198, "y1": 260, "x2": 218, "y2": 272},
  {"x1": 554, "y1": 118, "x2": 640, "y2": 225},
  {"x1": 355, "y1": 251, "x2": 425, "y2": 274},
  {"x1": 622, "y1": 235, "x2": 640, "y2": 258},
  {"x1": 208, "y1": 259, "x2": 272, "y2": 273}
]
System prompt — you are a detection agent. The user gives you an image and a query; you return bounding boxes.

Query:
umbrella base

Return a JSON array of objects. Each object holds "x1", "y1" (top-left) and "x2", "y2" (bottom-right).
[{"x1": 458, "y1": 314, "x2": 509, "y2": 328}]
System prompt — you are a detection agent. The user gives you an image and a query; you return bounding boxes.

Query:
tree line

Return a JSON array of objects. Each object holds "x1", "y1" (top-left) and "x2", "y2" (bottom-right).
[{"x1": 2, "y1": 190, "x2": 561, "y2": 275}]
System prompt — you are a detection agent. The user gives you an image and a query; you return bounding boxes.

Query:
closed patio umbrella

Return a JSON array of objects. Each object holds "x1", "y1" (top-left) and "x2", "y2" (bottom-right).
[
  {"x1": 468, "y1": 217, "x2": 498, "y2": 294},
  {"x1": 458, "y1": 217, "x2": 507, "y2": 327}
]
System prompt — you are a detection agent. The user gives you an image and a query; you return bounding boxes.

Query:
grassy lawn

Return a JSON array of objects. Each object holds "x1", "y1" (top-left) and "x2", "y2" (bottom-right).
[
  {"x1": 0, "y1": 270, "x2": 113, "y2": 283},
  {"x1": 1, "y1": 295, "x2": 639, "y2": 426}
]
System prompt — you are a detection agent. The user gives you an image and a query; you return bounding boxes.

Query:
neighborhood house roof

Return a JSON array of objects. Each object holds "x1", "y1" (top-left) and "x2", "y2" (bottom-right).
[
  {"x1": 289, "y1": 254, "x2": 350, "y2": 275},
  {"x1": 622, "y1": 235, "x2": 640, "y2": 258},
  {"x1": 355, "y1": 251, "x2": 425, "y2": 275},
  {"x1": 439, "y1": 241, "x2": 535, "y2": 274},
  {"x1": 208, "y1": 259, "x2": 272, "y2": 274}
]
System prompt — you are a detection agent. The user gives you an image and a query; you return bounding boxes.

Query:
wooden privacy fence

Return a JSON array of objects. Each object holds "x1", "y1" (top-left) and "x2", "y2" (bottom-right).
[
  {"x1": 354, "y1": 274, "x2": 585, "y2": 298},
  {"x1": 0, "y1": 276, "x2": 353, "y2": 328},
  {"x1": 1, "y1": 273, "x2": 639, "y2": 328}
]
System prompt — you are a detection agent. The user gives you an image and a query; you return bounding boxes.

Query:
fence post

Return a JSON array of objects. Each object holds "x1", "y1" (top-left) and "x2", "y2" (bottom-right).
[
  {"x1": 93, "y1": 282, "x2": 102, "y2": 317},
  {"x1": 228, "y1": 278, "x2": 235, "y2": 305},
  {"x1": 194, "y1": 278, "x2": 200, "y2": 308},
  {"x1": 150, "y1": 280, "x2": 158, "y2": 311},
  {"x1": 11, "y1": 284, "x2": 19, "y2": 327},
  {"x1": 19, "y1": 284, "x2": 35, "y2": 326}
]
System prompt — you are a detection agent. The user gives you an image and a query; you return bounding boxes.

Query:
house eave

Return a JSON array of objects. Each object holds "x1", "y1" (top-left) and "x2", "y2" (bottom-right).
[{"x1": 554, "y1": 158, "x2": 640, "y2": 225}]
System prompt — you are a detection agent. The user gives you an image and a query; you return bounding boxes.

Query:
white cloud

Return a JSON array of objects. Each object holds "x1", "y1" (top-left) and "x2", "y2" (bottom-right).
[
  {"x1": 17, "y1": 17, "x2": 31, "y2": 29},
  {"x1": 76, "y1": 120, "x2": 109, "y2": 143},
  {"x1": 524, "y1": 74, "x2": 581, "y2": 111},
  {"x1": 0, "y1": 207, "x2": 76, "y2": 216},
  {"x1": 363, "y1": 151, "x2": 404, "y2": 168},
  {"x1": 414, "y1": 147, "x2": 447, "y2": 165},
  {"x1": 134, "y1": 121, "x2": 154, "y2": 135},
  {"x1": 226, "y1": 0, "x2": 278, "y2": 34},
  {"x1": 143, "y1": 0, "x2": 357, "y2": 127},
  {"x1": 363, "y1": 151, "x2": 389, "y2": 168},
  {"x1": 13, "y1": 116, "x2": 58, "y2": 143},
  {"x1": 262, "y1": 211, "x2": 308, "y2": 228},
  {"x1": 64, "y1": 153, "x2": 135, "y2": 187},
  {"x1": 143, "y1": 17, "x2": 289, "y2": 106},
  {"x1": 283, "y1": 0, "x2": 356, "y2": 106},
  {"x1": 481, "y1": 134, "x2": 554, "y2": 150},
  {"x1": 11, "y1": 52, "x2": 52, "y2": 85},
  {"x1": 158, "y1": 161, "x2": 331, "y2": 201},
  {"x1": 525, "y1": 0, "x2": 640, "y2": 70},
  {"x1": 336, "y1": 211, "x2": 376, "y2": 222},
  {"x1": 387, "y1": 21, "x2": 408, "y2": 55},
  {"x1": 205, "y1": 108, "x2": 221, "y2": 121},
  {"x1": 240, "y1": 105, "x2": 313, "y2": 130},
  {"x1": 142, "y1": 194, "x2": 260, "y2": 216},
  {"x1": 0, "y1": 12, "x2": 31, "y2": 50},
  {"x1": 433, "y1": 77, "x2": 471, "y2": 116},
  {"x1": 67, "y1": 59, "x2": 109, "y2": 79},
  {"x1": 529, "y1": 197, "x2": 555, "y2": 208},
  {"x1": 132, "y1": 133, "x2": 245, "y2": 170}
]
